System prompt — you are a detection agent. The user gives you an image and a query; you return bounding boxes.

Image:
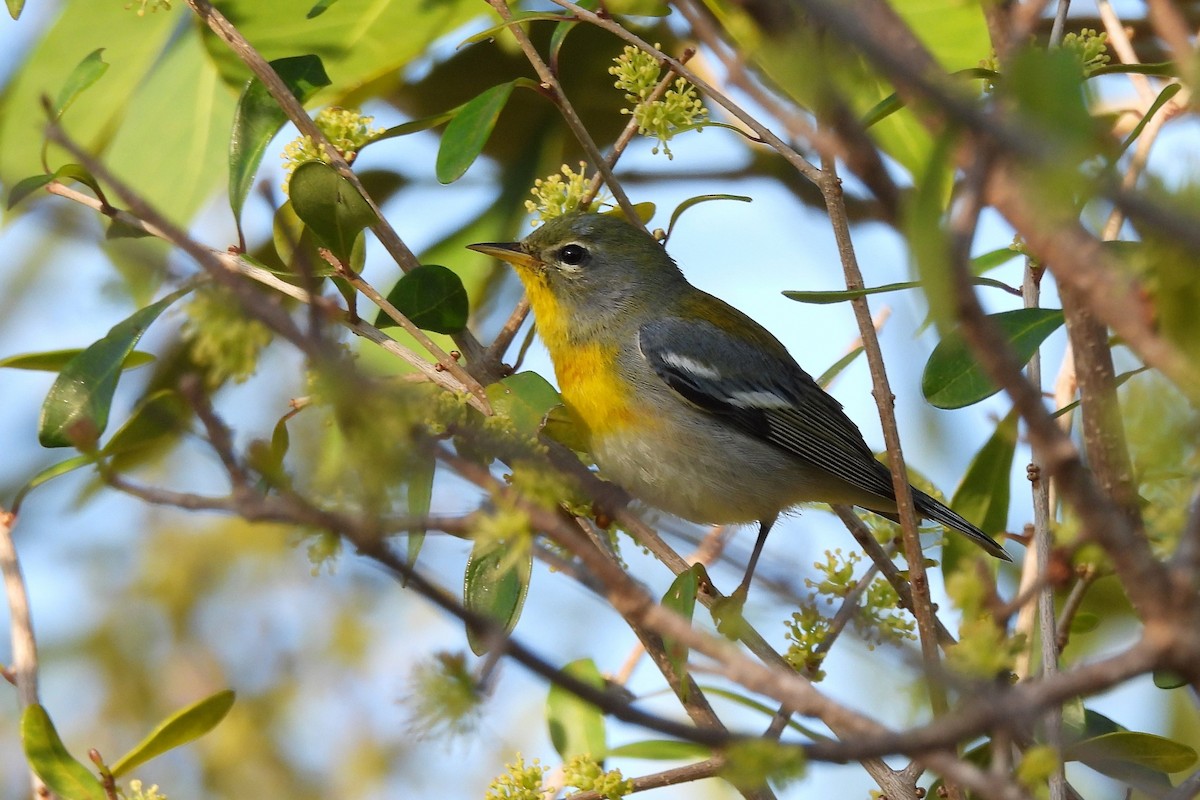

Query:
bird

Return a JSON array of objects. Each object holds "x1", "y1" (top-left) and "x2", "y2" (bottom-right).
[{"x1": 469, "y1": 212, "x2": 1011, "y2": 597}]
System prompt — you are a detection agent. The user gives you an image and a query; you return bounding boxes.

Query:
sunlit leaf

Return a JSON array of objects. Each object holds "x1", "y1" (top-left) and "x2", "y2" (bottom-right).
[
  {"x1": 289, "y1": 160, "x2": 375, "y2": 264},
  {"x1": 436, "y1": 81, "x2": 516, "y2": 184},
  {"x1": 547, "y1": 658, "x2": 607, "y2": 760},
  {"x1": 110, "y1": 690, "x2": 236, "y2": 777},
  {"x1": 661, "y1": 564, "x2": 701, "y2": 700},
  {"x1": 922, "y1": 309, "x2": 1065, "y2": 409},
  {"x1": 229, "y1": 54, "x2": 331, "y2": 224},
  {"x1": 606, "y1": 739, "x2": 711, "y2": 760},
  {"x1": 1065, "y1": 731, "x2": 1197, "y2": 774},
  {"x1": 374, "y1": 264, "x2": 469, "y2": 334},
  {"x1": 0, "y1": 349, "x2": 154, "y2": 372},
  {"x1": 102, "y1": 389, "x2": 188, "y2": 459},
  {"x1": 464, "y1": 539, "x2": 531, "y2": 655},
  {"x1": 54, "y1": 48, "x2": 108, "y2": 118},
  {"x1": 39, "y1": 288, "x2": 191, "y2": 448},
  {"x1": 486, "y1": 372, "x2": 561, "y2": 438},
  {"x1": 1117, "y1": 83, "x2": 1181, "y2": 158},
  {"x1": 21, "y1": 705, "x2": 106, "y2": 800}
]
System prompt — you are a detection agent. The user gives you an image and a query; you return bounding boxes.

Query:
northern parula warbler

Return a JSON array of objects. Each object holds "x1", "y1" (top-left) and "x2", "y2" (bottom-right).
[{"x1": 470, "y1": 213, "x2": 1011, "y2": 593}]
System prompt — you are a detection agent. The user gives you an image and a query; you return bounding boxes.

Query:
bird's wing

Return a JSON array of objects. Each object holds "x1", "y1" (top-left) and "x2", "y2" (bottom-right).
[{"x1": 637, "y1": 316, "x2": 897, "y2": 503}]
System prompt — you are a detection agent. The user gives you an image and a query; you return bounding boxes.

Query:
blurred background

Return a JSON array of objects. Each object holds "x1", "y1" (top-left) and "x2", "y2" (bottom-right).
[{"x1": 1, "y1": 1, "x2": 1195, "y2": 798}]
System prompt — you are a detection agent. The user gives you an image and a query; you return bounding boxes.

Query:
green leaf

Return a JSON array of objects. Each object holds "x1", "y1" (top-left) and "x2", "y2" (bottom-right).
[
  {"x1": 1064, "y1": 731, "x2": 1197, "y2": 774},
  {"x1": 972, "y1": 247, "x2": 1021, "y2": 274},
  {"x1": 7, "y1": 174, "x2": 54, "y2": 209},
  {"x1": 785, "y1": 281, "x2": 922, "y2": 305},
  {"x1": 7, "y1": 0, "x2": 25, "y2": 20},
  {"x1": 463, "y1": 539, "x2": 531, "y2": 655},
  {"x1": 39, "y1": 288, "x2": 191, "y2": 449},
  {"x1": 12, "y1": 455, "x2": 96, "y2": 513},
  {"x1": 906, "y1": 130, "x2": 957, "y2": 329},
  {"x1": 102, "y1": 389, "x2": 188, "y2": 459},
  {"x1": 922, "y1": 308, "x2": 1065, "y2": 409},
  {"x1": 661, "y1": 564, "x2": 701, "y2": 699},
  {"x1": 0, "y1": 349, "x2": 154, "y2": 372},
  {"x1": 1069, "y1": 612, "x2": 1099, "y2": 634},
  {"x1": 374, "y1": 264, "x2": 469, "y2": 334},
  {"x1": 815, "y1": 346, "x2": 863, "y2": 389},
  {"x1": 306, "y1": 0, "x2": 339, "y2": 18},
  {"x1": 665, "y1": 194, "x2": 752, "y2": 240},
  {"x1": 606, "y1": 739, "x2": 711, "y2": 761},
  {"x1": 459, "y1": 12, "x2": 575, "y2": 47},
  {"x1": 436, "y1": 82, "x2": 516, "y2": 184},
  {"x1": 403, "y1": 452, "x2": 435, "y2": 583},
  {"x1": 1152, "y1": 669, "x2": 1188, "y2": 690},
  {"x1": 1117, "y1": 83, "x2": 1181, "y2": 158},
  {"x1": 21, "y1": 705, "x2": 106, "y2": 800},
  {"x1": 546, "y1": 658, "x2": 607, "y2": 761},
  {"x1": 289, "y1": 160, "x2": 376, "y2": 264},
  {"x1": 945, "y1": 409, "x2": 1017, "y2": 576},
  {"x1": 110, "y1": 689, "x2": 236, "y2": 778},
  {"x1": 54, "y1": 48, "x2": 109, "y2": 118},
  {"x1": 542, "y1": 403, "x2": 591, "y2": 455},
  {"x1": 1089, "y1": 62, "x2": 1177, "y2": 77},
  {"x1": 486, "y1": 372, "x2": 562, "y2": 438},
  {"x1": 229, "y1": 54, "x2": 331, "y2": 224},
  {"x1": 367, "y1": 110, "x2": 457, "y2": 143}
]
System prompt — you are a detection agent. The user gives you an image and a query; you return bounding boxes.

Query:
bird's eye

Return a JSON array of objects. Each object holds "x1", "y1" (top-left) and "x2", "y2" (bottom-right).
[{"x1": 557, "y1": 244, "x2": 588, "y2": 266}]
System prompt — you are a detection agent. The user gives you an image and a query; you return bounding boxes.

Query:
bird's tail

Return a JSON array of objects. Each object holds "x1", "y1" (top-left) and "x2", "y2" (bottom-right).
[{"x1": 912, "y1": 489, "x2": 1012, "y2": 562}]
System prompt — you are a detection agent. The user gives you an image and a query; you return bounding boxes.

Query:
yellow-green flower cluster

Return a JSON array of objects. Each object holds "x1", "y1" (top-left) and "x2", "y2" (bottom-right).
[
  {"x1": 563, "y1": 754, "x2": 634, "y2": 800},
  {"x1": 485, "y1": 756, "x2": 547, "y2": 800},
  {"x1": 125, "y1": 0, "x2": 171, "y2": 14},
  {"x1": 524, "y1": 162, "x2": 608, "y2": 225},
  {"x1": 406, "y1": 651, "x2": 484, "y2": 740},
  {"x1": 1061, "y1": 28, "x2": 1110, "y2": 76},
  {"x1": 119, "y1": 780, "x2": 168, "y2": 800},
  {"x1": 182, "y1": 286, "x2": 274, "y2": 387},
  {"x1": 281, "y1": 107, "x2": 383, "y2": 188},
  {"x1": 785, "y1": 550, "x2": 915, "y2": 678},
  {"x1": 609, "y1": 44, "x2": 707, "y2": 158}
]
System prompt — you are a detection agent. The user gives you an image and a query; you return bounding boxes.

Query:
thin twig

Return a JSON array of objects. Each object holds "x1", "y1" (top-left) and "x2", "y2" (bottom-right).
[{"x1": 0, "y1": 509, "x2": 53, "y2": 800}]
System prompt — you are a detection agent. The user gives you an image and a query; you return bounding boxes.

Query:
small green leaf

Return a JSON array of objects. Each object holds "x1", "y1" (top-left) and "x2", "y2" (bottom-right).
[
  {"x1": 21, "y1": 705, "x2": 106, "y2": 800},
  {"x1": 464, "y1": 539, "x2": 531, "y2": 656},
  {"x1": 403, "y1": 452, "x2": 435, "y2": 583},
  {"x1": 50, "y1": 163, "x2": 107, "y2": 202},
  {"x1": 906, "y1": 130, "x2": 957, "y2": 329},
  {"x1": 666, "y1": 194, "x2": 752, "y2": 240},
  {"x1": 459, "y1": 12, "x2": 576, "y2": 47},
  {"x1": 6, "y1": 174, "x2": 53, "y2": 209},
  {"x1": 1118, "y1": 83, "x2": 1181, "y2": 158},
  {"x1": 1089, "y1": 62, "x2": 1177, "y2": 77},
  {"x1": 7, "y1": 0, "x2": 25, "y2": 20},
  {"x1": 945, "y1": 409, "x2": 1017, "y2": 576},
  {"x1": 816, "y1": 346, "x2": 863, "y2": 389},
  {"x1": 102, "y1": 390, "x2": 188, "y2": 459},
  {"x1": 367, "y1": 110, "x2": 457, "y2": 143},
  {"x1": 606, "y1": 739, "x2": 711, "y2": 761},
  {"x1": 374, "y1": 264, "x2": 468, "y2": 334},
  {"x1": 0, "y1": 349, "x2": 154, "y2": 372},
  {"x1": 972, "y1": 247, "x2": 1021, "y2": 274},
  {"x1": 436, "y1": 82, "x2": 515, "y2": 184},
  {"x1": 542, "y1": 403, "x2": 591, "y2": 454},
  {"x1": 229, "y1": 54, "x2": 331, "y2": 224},
  {"x1": 549, "y1": 0, "x2": 595, "y2": 69},
  {"x1": 546, "y1": 658, "x2": 607, "y2": 761},
  {"x1": 1069, "y1": 612, "x2": 1099, "y2": 634},
  {"x1": 1153, "y1": 669, "x2": 1188, "y2": 690},
  {"x1": 110, "y1": 689, "x2": 236, "y2": 778},
  {"x1": 486, "y1": 372, "x2": 562, "y2": 438},
  {"x1": 1064, "y1": 731, "x2": 1197, "y2": 774},
  {"x1": 306, "y1": 0, "x2": 340, "y2": 18},
  {"x1": 922, "y1": 308, "x2": 1065, "y2": 409},
  {"x1": 785, "y1": 281, "x2": 922, "y2": 305},
  {"x1": 289, "y1": 160, "x2": 376, "y2": 264},
  {"x1": 39, "y1": 288, "x2": 191, "y2": 449},
  {"x1": 661, "y1": 564, "x2": 701, "y2": 698},
  {"x1": 54, "y1": 49, "x2": 108, "y2": 118},
  {"x1": 12, "y1": 454, "x2": 96, "y2": 513}
]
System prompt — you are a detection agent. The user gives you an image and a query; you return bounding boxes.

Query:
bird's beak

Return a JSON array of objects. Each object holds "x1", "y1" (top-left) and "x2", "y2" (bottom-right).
[{"x1": 467, "y1": 241, "x2": 540, "y2": 271}]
